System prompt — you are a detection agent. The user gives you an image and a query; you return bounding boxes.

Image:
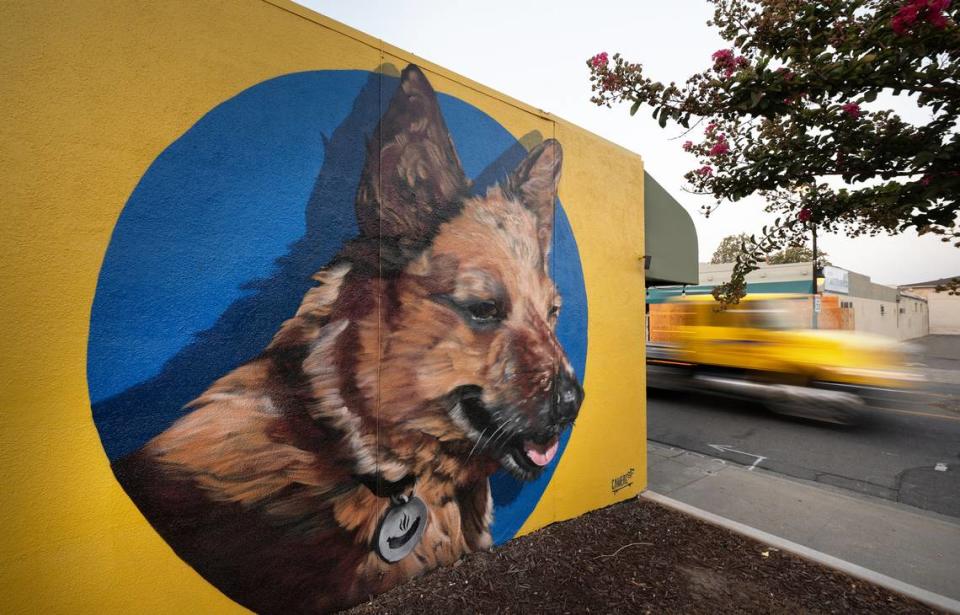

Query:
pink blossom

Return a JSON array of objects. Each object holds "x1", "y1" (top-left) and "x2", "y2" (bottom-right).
[
  {"x1": 705, "y1": 122, "x2": 718, "y2": 134},
  {"x1": 928, "y1": 8, "x2": 948, "y2": 27},
  {"x1": 696, "y1": 165, "x2": 713, "y2": 176},
  {"x1": 841, "y1": 102, "x2": 861, "y2": 118},
  {"x1": 590, "y1": 52, "x2": 609, "y2": 68},
  {"x1": 711, "y1": 49, "x2": 734, "y2": 63},
  {"x1": 682, "y1": 141, "x2": 694, "y2": 151},
  {"x1": 798, "y1": 208, "x2": 812, "y2": 223},
  {"x1": 892, "y1": 3, "x2": 919, "y2": 34},
  {"x1": 926, "y1": 0, "x2": 950, "y2": 28},
  {"x1": 711, "y1": 49, "x2": 748, "y2": 78},
  {"x1": 708, "y1": 138, "x2": 730, "y2": 156},
  {"x1": 920, "y1": 174, "x2": 933, "y2": 186},
  {"x1": 892, "y1": 0, "x2": 952, "y2": 34}
]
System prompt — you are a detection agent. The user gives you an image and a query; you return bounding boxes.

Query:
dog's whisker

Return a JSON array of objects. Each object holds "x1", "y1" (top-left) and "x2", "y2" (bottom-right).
[
  {"x1": 475, "y1": 425, "x2": 498, "y2": 456},
  {"x1": 489, "y1": 418, "x2": 518, "y2": 455},
  {"x1": 467, "y1": 427, "x2": 489, "y2": 462},
  {"x1": 492, "y1": 428, "x2": 513, "y2": 455},
  {"x1": 491, "y1": 432, "x2": 509, "y2": 453},
  {"x1": 494, "y1": 416, "x2": 524, "y2": 454},
  {"x1": 481, "y1": 420, "x2": 509, "y2": 454}
]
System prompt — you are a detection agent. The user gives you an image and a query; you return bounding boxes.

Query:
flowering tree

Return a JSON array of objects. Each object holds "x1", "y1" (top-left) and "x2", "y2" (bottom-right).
[{"x1": 588, "y1": 0, "x2": 959, "y2": 302}]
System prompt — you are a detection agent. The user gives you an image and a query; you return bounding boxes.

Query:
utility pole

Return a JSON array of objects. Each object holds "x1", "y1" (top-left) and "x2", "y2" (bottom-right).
[{"x1": 811, "y1": 221, "x2": 819, "y2": 329}]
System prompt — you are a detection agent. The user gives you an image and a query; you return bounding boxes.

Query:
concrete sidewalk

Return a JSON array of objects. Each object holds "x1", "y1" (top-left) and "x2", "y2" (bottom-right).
[
  {"x1": 912, "y1": 335, "x2": 960, "y2": 371},
  {"x1": 911, "y1": 334, "x2": 960, "y2": 384},
  {"x1": 648, "y1": 441, "x2": 960, "y2": 601}
]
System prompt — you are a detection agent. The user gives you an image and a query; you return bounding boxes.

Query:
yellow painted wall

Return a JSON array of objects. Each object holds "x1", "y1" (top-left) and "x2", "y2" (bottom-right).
[
  {"x1": 522, "y1": 120, "x2": 647, "y2": 531},
  {"x1": 0, "y1": 1, "x2": 646, "y2": 612}
]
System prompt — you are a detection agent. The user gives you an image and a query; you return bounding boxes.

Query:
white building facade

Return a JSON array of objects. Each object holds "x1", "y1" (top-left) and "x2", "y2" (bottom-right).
[
  {"x1": 899, "y1": 278, "x2": 960, "y2": 335},
  {"x1": 653, "y1": 262, "x2": 930, "y2": 341}
]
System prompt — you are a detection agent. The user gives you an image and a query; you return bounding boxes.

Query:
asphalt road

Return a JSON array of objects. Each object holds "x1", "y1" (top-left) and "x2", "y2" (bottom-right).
[{"x1": 648, "y1": 381, "x2": 960, "y2": 519}]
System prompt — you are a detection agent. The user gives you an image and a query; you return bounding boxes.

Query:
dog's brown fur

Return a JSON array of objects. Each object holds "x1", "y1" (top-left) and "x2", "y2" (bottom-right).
[{"x1": 114, "y1": 65, "x2": 582, "y2": 614}]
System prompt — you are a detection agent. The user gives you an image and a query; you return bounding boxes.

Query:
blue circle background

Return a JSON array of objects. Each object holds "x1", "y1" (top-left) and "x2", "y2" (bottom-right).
[{"x1": 88, "y1": 70, "x2": 587, "y2": 544}]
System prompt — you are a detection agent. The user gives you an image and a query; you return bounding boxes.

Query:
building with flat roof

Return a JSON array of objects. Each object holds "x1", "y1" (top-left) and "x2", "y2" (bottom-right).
[
  {"x1": 899, "y1": 277, "x2": 960, "y2": 335},
  {"x1": 648, "y1": 262, "x2": 929, "y2": 341}
]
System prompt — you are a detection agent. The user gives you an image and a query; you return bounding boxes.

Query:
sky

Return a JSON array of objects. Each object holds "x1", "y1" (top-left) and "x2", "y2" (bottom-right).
[{"x1": 297, "y1": 0, "x2": 958, "y2": 286}]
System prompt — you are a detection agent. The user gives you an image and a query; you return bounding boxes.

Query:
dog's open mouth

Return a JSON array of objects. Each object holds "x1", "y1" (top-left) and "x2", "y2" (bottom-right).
[
  {"x1": 521, "y1": 437, "x2": 559, "y2": 467},
  {"x1": 500, "y1": 435, "x2": 561, "y2": 480},
  {"x1": 456, "y1": 386, "x2": 565, "y2": 480}
]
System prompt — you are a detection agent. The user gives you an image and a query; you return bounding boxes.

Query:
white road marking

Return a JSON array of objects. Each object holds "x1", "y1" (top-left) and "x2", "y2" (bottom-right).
[
  {"x1": 935, "y1": 462, "x2": 948, "y2": 472},
  {"x1": 708, "y1": 443, "x2": 767, "y2": 471}
]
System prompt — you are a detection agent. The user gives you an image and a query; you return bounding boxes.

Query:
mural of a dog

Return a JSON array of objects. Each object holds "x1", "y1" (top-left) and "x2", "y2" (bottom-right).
[{"x1": 114, "y1": 64, "x2": 584, "y2": 614}]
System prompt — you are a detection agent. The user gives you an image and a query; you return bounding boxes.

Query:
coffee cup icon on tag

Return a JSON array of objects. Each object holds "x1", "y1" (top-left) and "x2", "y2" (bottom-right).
[{"x1": 374, "y1": 495, "x2": 428, "y2": 563}]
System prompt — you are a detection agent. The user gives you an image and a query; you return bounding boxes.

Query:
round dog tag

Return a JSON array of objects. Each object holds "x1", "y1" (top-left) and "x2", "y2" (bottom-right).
[{"x1": 374, "y1": 495, "x2": 428, "y2": 563}]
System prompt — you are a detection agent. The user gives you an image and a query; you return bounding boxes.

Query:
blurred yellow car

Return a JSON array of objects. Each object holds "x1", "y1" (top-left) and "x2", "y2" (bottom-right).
[{"x1": 647, "y1": 294, "x2": 923, "y2": 424}]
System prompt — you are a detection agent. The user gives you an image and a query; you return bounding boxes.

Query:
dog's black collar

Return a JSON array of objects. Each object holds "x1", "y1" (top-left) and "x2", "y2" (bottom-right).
[{"x1": 354, "y1": 472, "x2": 416, "y2": 499}]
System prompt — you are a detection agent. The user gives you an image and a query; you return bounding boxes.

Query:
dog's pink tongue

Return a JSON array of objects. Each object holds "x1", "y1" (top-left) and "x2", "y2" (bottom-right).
[{"x1": 523, "y1": 436, "x2": 559, "y2": 467}]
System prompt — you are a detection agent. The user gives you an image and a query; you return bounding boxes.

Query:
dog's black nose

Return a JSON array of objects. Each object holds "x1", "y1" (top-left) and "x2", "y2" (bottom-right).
[{"x1": 554, "y1": 372, "x2": 584, "y2": 423}]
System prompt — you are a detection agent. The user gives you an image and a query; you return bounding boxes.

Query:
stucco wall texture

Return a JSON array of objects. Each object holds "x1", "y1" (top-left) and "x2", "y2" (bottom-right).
[
  {"x1": 1, "y1": 1, "x2": 648, "y2": 612},
  {"x1": 902, "y1": 287, "x2": 960, "y2": 335}
]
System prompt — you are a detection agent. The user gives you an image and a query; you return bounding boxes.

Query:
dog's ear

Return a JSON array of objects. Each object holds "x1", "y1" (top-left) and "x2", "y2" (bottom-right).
[
  {"x1": 355, "y1": 64, "x2": 469, "y2": 240},
  {"x1": 506, "y1": 139, "x2": 562, "y2": 260}
]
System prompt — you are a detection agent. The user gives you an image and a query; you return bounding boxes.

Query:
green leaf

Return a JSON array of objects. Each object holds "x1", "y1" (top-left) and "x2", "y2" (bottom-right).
[
  {"x1": 590, "y1": 3, "x2": 960, "y2": 245},
  {"x1": 630, "y1": 100, "x2": 642, "y2": 116}
]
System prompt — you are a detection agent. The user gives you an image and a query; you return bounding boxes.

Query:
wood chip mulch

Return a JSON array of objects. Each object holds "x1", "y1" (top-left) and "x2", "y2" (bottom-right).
[{"x1": 347, "y1": 497, "x2": 942, "y2": 614}]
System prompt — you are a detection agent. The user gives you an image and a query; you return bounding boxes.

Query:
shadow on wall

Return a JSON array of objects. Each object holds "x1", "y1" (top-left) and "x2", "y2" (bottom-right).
[{"x1": 91, "y1": 70, "x2": 387, "y2": 459}]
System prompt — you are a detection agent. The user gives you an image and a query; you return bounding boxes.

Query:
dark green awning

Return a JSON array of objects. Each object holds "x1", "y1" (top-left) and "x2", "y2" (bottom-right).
[{"x1": 645, "y1": 172, "x2": 699, "y2": 286}]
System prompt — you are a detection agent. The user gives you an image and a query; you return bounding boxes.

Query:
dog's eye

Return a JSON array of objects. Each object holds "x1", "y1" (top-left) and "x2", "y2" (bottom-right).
[
  {"x1": 548, "y1": 305, "x2": 561, "y2": 319},
  {"x1": 467, "y1": 300, "x2": 501, "y2": 322}
]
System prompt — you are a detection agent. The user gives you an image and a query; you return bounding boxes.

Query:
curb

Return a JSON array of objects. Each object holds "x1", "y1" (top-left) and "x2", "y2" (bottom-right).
[
  {"x1": 642, "y1": 491, "x2": 960, "y2": 614},
  {"x1": 921, "y1": 367, "x2": 960, "y2": 386}
]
